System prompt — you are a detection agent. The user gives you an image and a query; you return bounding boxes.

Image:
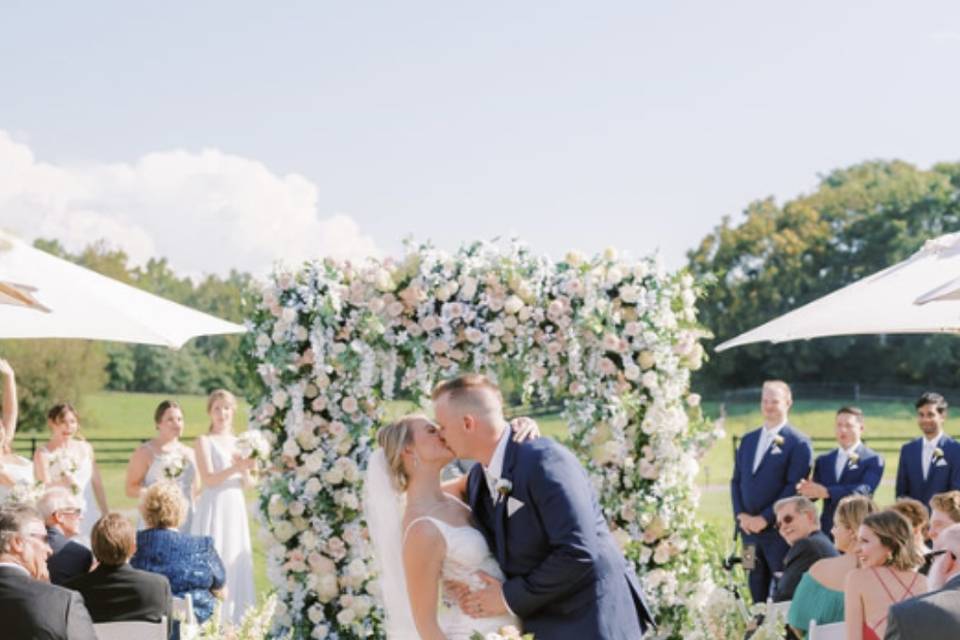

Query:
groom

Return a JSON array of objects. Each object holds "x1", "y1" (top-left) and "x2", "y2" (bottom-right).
[{"x1": 433, "y1": 374, "x2": 654, "y2": 638}]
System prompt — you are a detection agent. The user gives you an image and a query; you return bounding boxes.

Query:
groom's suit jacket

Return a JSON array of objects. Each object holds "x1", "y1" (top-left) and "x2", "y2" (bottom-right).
[{"x1": 467, "y1": 434, "x2": 654, "y2": 639}]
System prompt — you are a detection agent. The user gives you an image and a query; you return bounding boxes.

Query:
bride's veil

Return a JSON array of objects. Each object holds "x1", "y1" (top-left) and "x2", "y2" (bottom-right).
[{"x1": 363, "y1": 448, "x2": 418, "y2": 638}]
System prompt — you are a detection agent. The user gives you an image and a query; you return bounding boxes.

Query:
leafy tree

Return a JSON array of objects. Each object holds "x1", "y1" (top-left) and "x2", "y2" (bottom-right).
[{"x1": 690, "y1": 160, "x2": 960, "y2": 391}]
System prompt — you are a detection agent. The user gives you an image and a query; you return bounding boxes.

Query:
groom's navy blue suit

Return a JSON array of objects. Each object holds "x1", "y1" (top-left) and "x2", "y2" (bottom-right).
[{"x1": 467, "y1": 433, "x2": 654, "y2": 639}]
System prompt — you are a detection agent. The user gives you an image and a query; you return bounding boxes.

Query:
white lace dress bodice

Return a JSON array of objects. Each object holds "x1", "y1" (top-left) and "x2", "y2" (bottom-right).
[{"x1": 406, "y1": 516, "x2": 519, "y2": 639}]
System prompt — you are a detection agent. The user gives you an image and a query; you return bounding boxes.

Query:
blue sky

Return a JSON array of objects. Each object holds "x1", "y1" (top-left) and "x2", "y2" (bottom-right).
[{"x1": 1, "y1": 1, "x2": 959, "y2": 275}]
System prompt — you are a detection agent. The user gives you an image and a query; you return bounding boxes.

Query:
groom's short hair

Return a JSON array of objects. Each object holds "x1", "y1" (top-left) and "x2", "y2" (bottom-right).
[{"x1": 432, "y1": 374, "x2": 503, "y2": 407}]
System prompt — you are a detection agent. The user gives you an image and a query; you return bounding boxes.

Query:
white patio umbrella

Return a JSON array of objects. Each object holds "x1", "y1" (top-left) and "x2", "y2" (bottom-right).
[
  {"x1": 0, "y1": 230, "x2": 246, "y2": 348},
  {"x1": 716, "y1": 231, "x2": 960, "y2": 351}
]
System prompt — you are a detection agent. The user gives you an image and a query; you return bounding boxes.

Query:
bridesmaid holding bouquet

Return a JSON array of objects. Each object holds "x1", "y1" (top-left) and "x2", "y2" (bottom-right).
[
  {"x1": 34, "y1": 403, "x2": 108, "y2": 540},
  {"x1": 192, "y1": 389, "x2": 256, "y2": 624},
  {"x1": 126, "y1": 400, "x2": 198, "y2": 531}
]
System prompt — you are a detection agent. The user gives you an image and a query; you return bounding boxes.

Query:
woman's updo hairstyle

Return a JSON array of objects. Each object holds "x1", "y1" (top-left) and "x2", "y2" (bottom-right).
[
  {"x1": 377, "y1": 415, "x2": 424, "y2": 492},
  {"x1": 153, "y1": 400, "x2": 181, "y2": 425},
  {"x1": 863, "y1": 510, "x2": 924, "y2": 571},
  {"x1": 835, "y1": 495, "x2": 878, "y2": 533}
]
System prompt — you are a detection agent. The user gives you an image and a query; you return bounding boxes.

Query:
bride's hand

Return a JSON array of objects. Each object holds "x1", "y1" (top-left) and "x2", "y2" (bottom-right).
[
  {"x1": 510, "y1": 416, "x2": 540, "y2": 443},
  {"x1": 460, "y1": 572, "x2": 507, "y2": 619}
]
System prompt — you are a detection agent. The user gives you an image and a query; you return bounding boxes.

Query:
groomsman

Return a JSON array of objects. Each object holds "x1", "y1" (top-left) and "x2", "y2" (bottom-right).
[
  {"x1": 896, "y1": 392, "x2": 960, "y2": 507},
  {"x1": 731, "y1": 380, "x2": 813, "y2": 604},
  {"x1": 797, "y1": 406, "x2": 884, "y2": 539}
]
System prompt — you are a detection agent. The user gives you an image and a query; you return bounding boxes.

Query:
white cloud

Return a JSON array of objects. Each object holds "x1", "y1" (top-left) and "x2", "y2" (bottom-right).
[{"x1": 0, "y1": 130, "x2": 380, "y2": 276}]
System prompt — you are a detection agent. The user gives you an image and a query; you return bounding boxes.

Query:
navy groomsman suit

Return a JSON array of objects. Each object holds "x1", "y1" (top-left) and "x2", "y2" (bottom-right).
[
  {"x1": 896, "y1": 433, "x2": 960, "y2": 506},
  {"x1": 731, "y1": 424, "x2": 813, "y2": 604},
  {"x1": 812, "y1": 443, "x2": 883, "y2": 537}
]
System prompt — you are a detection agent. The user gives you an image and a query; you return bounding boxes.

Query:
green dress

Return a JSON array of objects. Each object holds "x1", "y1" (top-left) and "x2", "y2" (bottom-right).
[{"x1": 787, "y1": 572, "x2": 845, "y2": 638}]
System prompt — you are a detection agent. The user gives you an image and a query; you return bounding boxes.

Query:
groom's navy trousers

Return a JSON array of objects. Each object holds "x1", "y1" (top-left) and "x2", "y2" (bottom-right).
[{"x1": 468, "y1": 435, "x2": 654, "y2": 639}]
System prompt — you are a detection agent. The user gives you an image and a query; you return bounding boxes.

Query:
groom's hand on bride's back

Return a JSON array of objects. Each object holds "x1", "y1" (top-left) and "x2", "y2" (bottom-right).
[{"x1": 509, "y1": 417, "x2": 540, "y2": 443}]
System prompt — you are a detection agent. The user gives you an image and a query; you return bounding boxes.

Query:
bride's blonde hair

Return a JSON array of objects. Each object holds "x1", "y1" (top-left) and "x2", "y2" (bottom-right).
[{"x1": 377, "y1": 414, "x2": 427, "y2": 492}]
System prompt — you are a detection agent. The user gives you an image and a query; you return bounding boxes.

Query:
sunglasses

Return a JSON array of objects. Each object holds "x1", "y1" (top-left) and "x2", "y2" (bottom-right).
[
  {"x1": 775, "y1": 514, "x2": 796, "y2": 530},
  {"x1": 926, "y1": 549, "x2": 958, "y2": 561}
]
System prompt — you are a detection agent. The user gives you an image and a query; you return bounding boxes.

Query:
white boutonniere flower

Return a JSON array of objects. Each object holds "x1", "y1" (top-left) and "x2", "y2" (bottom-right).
[
  {"x1": 495, "y1": 478, "x2": 513, "y2": 501},
  {"x1": 770, "y1": 434, "x2": 785, "y2": 455},
  {"x1": 934, "y1": 447, "x2": 948, "y2": 466},
  {"x1": 848, "y1": 452, "x2": 860, "y2": 469}
]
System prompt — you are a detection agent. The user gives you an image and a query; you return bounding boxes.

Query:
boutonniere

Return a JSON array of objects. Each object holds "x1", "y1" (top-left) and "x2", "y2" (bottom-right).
[
  {"x1": 848, "y1": 452, "x2": 860, "y2": 469},
  {"x1": 495, "y1": 478, "x2": 513, "y2": 501},
  {"x1": 933, "y1": 447, "x2": 948, "y2": 466},
  {"x1": 770, "y1": 434, "x2": 784, "y2": 455}
]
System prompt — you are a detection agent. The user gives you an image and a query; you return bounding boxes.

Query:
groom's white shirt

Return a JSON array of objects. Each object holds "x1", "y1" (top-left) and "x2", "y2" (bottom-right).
[
  {"x1": 481, "y1": 422, "x2": 517, "y2": 618},
  {"x1": 485, "y1": 424, "x2": 512, "y2": 502}
]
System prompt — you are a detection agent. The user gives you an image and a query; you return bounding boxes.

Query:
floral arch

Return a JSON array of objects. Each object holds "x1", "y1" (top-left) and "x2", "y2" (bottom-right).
[{"x1": 246, "y1": 241, "x2": 721, "y2": 639}]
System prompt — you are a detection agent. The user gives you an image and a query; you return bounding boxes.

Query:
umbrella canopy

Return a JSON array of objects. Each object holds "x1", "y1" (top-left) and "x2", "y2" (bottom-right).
[
  {"x1": 716, "y1": 232, "x2": 960, "y2": 352},
  {"x1": 0, "y1": 231, "x2": 246, "y2": 348}
]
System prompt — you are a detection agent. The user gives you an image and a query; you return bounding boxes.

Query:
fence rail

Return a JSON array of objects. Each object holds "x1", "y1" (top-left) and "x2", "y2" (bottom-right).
[{"x1": 10, "y1": 436, "x2": 199, "y2": 465}]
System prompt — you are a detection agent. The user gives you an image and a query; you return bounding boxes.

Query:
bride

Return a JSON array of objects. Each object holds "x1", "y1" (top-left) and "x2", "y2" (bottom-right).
[{"x1": 365, "y1": 414, "x2": 524, "y2": 639}]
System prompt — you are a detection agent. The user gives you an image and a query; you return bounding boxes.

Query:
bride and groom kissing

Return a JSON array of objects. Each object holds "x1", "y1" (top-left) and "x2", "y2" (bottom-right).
[{"x1": 363, "y1": 373, "x2": 655, "y2": 639}]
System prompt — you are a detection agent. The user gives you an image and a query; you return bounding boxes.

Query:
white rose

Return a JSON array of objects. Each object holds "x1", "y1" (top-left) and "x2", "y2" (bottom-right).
[
  {"x1": 268, "y1": 495, "x2": 286, "y2": 518},
  {"x1": 336, "y1": 608, "x2": 356, "y2": 625},
  {"x1": 387, "y1": 301, "x2": 405, "y2": 317},
  {"x1": 641, "y1": 370, "x2": 658, "y2": 389},
  {"x1": 317, "y1": 574, "x2": 338, "y2": 602},
  {"x1": 565, "y1": 250, "x2": 585, "y2": 266},
  {"x1": 638, "y1": 350, "x2": 656, "y2": 370},
  {"x1": 281, "y1": 307, "x2": 298, "y2": 323},
  {"x1": 619, "y1": 284, "x2": 641, "y2": 304},
  {"x1": 282, "y1": 439, "x2": 301, "y2": 459},
  {"x1": 272, "y1": 389, "x2": 289, "y2": 409},
  {"x1": 255, "y1": 333, "x2": 272, "y2": 351},
  {"x1": 460, "y1": 276, "x2": 478, "y2": 301},
  {"x1": 624, "y1": 363, "x2": 641, "y2": 381},
  {"x1": 305, "y1": 452, "x2": 325, "y2": 474},
  {"x1": 304, "y1": 477, "x2": 322, "y2": 496},
  {"x1": 464, "y1": 327, "x2": 484, "y2": 344},
  {"x1": 324, "y1": 467, "x2": 344, "y2": 485},
  {"x1": 307, "y1": 603, "x2": 325, "y2": 624},
  {"x1": 504, "y1": 295, "x2": 524, "y2": 315},
  {"x1": 288, "y1": 500, "x2": 306, "y2": 517},
  {"x1": 300, "y1": 529, "x2": 318, "y2": 550},
  {"x1": 606, "y1": 266, "x2": 624, "y2": 286},
  {"x1": 273, "y1": 520, "x2": 296, "y2": 543}
]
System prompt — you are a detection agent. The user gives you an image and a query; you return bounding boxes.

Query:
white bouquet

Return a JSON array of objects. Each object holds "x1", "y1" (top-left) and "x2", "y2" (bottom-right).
[
  {"x1": 158, "y1": 450, "x2": 187, "y2": 480},
  {"x1": 47, "y1": 447, "x2": 81, "y2": 494},
  {"x1": 2, "y1": 480, "x2": 44, "y2": 507},
  {"x1": 236, "y1": 429, "x2": 271, "y2": 463}
]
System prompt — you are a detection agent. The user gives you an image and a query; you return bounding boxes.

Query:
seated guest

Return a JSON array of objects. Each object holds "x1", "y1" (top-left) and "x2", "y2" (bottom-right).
[
  {"x1": 797, "y1": 406, "x2": 883, "y2": 539},
  {"x1": 38, "y1": 486, "x2": 93, "y2": 585},
  {"x1": 788, "y1": 495, "x2": 878, "y2": 638},
  {"x1": 0, "y1": 504, "x2": 96, "y2": 639},
  {"x1": 65, "y1": 513, "x2": 171, "y2": 628},
  {"x1": 891, "y1": 498, "x2": 932, "y2": 573},
  {"x1": 844, "y1": 510, "x2": 926, "y2": 640},
  {"x1": 884, "y1": 523, "x2": 960, "y2": 640},
  {"x1": 928, "y1": 490, "x2": 960, "y2": 543},
  {"x1": 772, "y1": 496, "x2": 838, "y2": 602},
  {"x1": 131, "y1": 481, "x2": 225, "y2": 624}
]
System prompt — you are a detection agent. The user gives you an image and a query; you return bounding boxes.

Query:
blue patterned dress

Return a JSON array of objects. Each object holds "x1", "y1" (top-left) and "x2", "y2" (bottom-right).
[{"x1": 131, "y1": 528, "x2": 225, "y2": 623}]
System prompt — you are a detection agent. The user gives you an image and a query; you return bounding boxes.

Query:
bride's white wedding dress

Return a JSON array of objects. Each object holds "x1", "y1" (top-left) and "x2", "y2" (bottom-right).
[
  {"x1": 404, "y1": 516, "x2": 518, "y2": 638},
  {"x1": 364, "y1": 450, "x2": 519, "y2": 639}
]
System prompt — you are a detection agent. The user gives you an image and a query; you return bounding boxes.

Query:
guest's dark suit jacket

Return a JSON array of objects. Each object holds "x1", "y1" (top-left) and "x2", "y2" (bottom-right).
[
  {"x1": 895, "y1": 434, "x2": 960, "y2": 506},
  {"x1": 46, "y1": 526, "x2": 93, "y2": 586},
  {"x1": 467, "y1": 433, "x2": 654, "y2": 639},
  {"x1": 0, "y1": 564, "x2": 97, "y2": 640},
  {"x1": 812, "y1": 443, "x2": 884, "y2": 536},
  {"x1": 884, "y1": 573, "x2": 960, "y2": 640},
  {"x1": 772, "y1": 530, "x2": 837, "y2": 602},
  {"x1": 65, "y1": 563, "x2": 172, "y2": 627}
]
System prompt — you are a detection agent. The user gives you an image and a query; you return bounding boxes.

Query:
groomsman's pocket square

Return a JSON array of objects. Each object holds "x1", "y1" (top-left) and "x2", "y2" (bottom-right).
[{"x1": 507, "y1": 497, "x2": 525, "y2": 517}]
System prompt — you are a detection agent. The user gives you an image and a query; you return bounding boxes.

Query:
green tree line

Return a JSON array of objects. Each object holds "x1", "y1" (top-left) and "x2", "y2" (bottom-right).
[
  {"x1": 1, "y1": 239, "x2": 258, "y2": 431},
  {"x1": 689, "y1": 159, "x2": 960, "y2": 392}
]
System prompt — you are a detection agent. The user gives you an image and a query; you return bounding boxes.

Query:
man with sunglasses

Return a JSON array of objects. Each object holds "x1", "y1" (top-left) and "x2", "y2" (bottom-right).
[
  {"x1": 770, "y1": 496, "x2": 836, "y2": 602},
  {"x1": 885, "y1": 523, "x2": 960, "y2": 639},
  {"x1": 39, "y1": 486, "x2": 92, "y2": 585},
  {"x1": 0, "y1": 503, "x2": 96, "y2": 639}
]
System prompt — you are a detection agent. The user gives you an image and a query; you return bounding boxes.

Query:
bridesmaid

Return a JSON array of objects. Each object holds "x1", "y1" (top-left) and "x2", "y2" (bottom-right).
[
  {"x1": 192, "y1": 389, "x2": 256, "y2": 624},
  {"x1": 125, "y1": 400, "x2": 198, "y2": 532},
  {"x1": 34, "y1": 403, "x2": 108, "y2": 540},
  {"x1": 0, "y1": 358, "x2": 34, "y2": 499}
]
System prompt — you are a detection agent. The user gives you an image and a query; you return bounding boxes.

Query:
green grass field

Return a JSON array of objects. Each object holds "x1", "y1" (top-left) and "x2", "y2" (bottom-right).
[{"x1": 9, "y1": 392, "x2": 927, "y2": 598}]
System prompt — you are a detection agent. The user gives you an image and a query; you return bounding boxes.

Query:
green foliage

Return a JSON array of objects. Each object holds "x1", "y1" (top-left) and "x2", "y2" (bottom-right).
[
  {"x1": 689, "y1": 159, "x2": 960, "y2": 389},
  {"x1": 0, "y1": 339, "x2": 107, "y2": 432}
]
